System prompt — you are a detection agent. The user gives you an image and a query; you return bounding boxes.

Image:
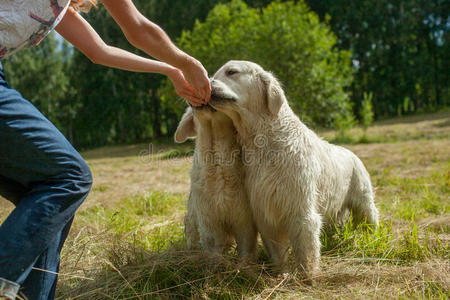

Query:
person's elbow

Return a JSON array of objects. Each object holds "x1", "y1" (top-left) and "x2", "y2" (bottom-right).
[
  {"x1": 84, "y1": 53, "x2": 103, "y2": 65},
  {"x1": 82, "y1": 45, "x2": 110, "y2": 65},
  {"x1": 86, "y1": 52, "x2": 105, "y2": 65}
]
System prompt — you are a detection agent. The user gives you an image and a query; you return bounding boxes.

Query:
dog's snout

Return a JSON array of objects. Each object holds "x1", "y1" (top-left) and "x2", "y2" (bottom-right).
[
  {"x1": 211, "y1": 86, "x2": 222, "y2": 97},
  {"x1": 210, "y1": 80, "x2": 221, "y2": 94},
  {"x1": 210, "y1": 79, "x2": 219, "y2": 89}
]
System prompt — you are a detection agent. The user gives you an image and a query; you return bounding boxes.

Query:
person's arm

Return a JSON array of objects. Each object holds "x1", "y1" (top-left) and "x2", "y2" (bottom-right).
[
  {"x1": 55, "y1": 8, "x2": 204, "y2": 106},
  {"x1": 100, "y1": 0, "x2": 211, "y2": 102}
]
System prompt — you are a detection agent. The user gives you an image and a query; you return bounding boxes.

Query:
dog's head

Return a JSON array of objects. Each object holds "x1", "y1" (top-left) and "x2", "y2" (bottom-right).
[{"x1": 209, "y1": 61, "x2": 286, "y2": 118}]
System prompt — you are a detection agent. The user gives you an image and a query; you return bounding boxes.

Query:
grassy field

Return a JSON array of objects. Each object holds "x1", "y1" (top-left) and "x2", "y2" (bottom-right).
[{"x1": 1, "y1": 112, "x2": 449, "y2": 299}]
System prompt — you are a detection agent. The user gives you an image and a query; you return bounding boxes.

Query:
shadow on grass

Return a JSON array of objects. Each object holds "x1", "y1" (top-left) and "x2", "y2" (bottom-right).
[
  {"x1": 82, "y1": 139, "x2": 195, "y2": 161},
  {"x1": 373, "y1": 111, "x2": 450, "y2": 126},
  {"x1": 433, "y1": 118, "x2": 450, "y2": 128}
]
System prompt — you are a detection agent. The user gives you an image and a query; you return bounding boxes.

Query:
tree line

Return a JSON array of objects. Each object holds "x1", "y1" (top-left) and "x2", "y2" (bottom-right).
[{"x1": 3, "y1": 0, "x2": 448, "y2": 149}]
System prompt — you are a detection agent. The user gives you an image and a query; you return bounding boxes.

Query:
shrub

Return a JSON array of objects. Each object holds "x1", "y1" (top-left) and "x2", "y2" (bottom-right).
[{"x1": 160, "y1": 0, "x2": 354, "y2": 128}]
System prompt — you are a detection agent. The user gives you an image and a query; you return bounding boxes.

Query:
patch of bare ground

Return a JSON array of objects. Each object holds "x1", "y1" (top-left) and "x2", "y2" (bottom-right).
[
  {"x1": 85, "y1": 154, "x2": 192, "y2": 209},
  {"x1": 348, "y1": 139, "x2": 449, "y2": 179}
]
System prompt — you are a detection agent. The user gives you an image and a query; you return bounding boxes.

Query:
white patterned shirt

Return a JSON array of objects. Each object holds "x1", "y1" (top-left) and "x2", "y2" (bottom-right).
[{"x1": 0, "y1": 0, "x2": 71, "y2": 59}]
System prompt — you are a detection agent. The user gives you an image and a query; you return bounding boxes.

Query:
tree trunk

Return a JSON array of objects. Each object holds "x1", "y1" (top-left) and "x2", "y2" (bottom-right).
[{"x1": 151, "y1": 89, "x2": 162, "y2": 138}]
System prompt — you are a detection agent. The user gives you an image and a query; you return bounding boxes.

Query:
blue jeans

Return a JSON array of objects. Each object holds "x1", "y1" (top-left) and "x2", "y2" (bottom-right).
[{"x1": 0, "y1": 62, "x2": 92, "y2": 299}]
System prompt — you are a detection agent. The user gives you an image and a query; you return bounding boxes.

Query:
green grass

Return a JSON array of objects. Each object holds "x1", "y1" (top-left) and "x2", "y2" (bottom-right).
[
  {"x1": 58, "y1": 191, "x2": 275, "y2": 299},
  {"x1": 377, "y1": 168, "x2": 450, "y2": 222},
  {"x1": 77, "y1": 191, "x2": 185, "y2": 251},
  {"x1": 322, "y1": 218, "x2": 448, "y2": 263},
  {"x1": 59, "y1": 193, "x2": 449, "y2": 299}
]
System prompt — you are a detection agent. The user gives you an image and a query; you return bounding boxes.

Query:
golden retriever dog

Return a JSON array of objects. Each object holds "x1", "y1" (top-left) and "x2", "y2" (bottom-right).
[
  {"x1": 175, "y1": 106, "x2": 257, "y2": 261},
  {"x1": 208, "y1": 60, "x2": 379, "y2": 277}
]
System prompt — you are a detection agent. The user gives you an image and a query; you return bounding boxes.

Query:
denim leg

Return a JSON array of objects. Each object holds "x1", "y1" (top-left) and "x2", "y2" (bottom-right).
[
  {"x1": 0, "y1": 64, "x2": 92, "y2": 299},
  {"x1": 0, "y1": 174, "x2": 26, "y2": 206},
  {"x1": 20, "y1": 218, "x2": 74, "y2": 300}
]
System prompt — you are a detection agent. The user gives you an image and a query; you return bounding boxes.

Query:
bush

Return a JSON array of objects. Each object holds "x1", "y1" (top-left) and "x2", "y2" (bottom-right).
[
  {"x1": 161, "y1": 0, "x2": 354, "y2": 128},
  {"x1": 360, "y1": 92, "x2": 374, "y2": 132}
]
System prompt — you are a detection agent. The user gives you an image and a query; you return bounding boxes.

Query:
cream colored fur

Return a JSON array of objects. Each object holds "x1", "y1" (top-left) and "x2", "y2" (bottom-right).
[
  {"x1": 209, "y1": 61, "x2": 379, "y2": 277},
  {"x1": 175, "y1": 106, "x2": 257, "y2": 260}
]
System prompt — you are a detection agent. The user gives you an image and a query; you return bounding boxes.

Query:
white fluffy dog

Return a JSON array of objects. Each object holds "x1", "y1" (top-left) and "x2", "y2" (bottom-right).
[
  {"x1": 175, "y1": 106, "x2": 257, "y2": 260},
  {"x1": 209, "y1": 60, "x2": 379, "y2": 276}
]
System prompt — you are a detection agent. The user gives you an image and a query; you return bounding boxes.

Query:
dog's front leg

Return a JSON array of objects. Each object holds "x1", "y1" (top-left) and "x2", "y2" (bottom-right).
[
  {"x1": 198, "y1": 221, "x2": 230, "y2": 256},
  {"x1": 288, "y1": 211, "x2": 322, "y2": 280},
  {"x1": 233, "y1": 221, "x2": 258, "y2": 263},
  {"x1": 184, "y1": 192, "x2": 200, "y2": 249},
  {"x1": 258, "y1": 222, "x2": 290, "y2": 272}
]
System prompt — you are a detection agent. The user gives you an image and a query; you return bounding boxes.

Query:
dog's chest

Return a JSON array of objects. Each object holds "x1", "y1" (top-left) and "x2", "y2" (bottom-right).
[{"x1": 192, "y1": 149, "x2": 244, "y2": 198}]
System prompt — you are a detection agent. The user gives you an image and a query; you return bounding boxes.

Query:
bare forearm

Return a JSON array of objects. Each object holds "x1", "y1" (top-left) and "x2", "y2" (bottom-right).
[
  {"x1": 56, "y1": 9, "x2": 174, "y2": 75},
  {"x1": 93, "y1": 44, "x2": 176, "y2": 75}
]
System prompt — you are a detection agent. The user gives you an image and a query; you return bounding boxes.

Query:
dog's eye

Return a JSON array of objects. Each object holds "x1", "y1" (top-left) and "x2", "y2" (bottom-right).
[{"x1": 226, "y1": 69, "x2": 239, "y2": 76}]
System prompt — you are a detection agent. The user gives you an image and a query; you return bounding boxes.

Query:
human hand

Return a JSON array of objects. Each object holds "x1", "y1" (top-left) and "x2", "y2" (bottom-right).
[
  {"x1": 168, "y1": 68, "x2": 204, "y2": 106},
  {"x1": 180, "y1": 57, "x2": 211, "y2": 103}
]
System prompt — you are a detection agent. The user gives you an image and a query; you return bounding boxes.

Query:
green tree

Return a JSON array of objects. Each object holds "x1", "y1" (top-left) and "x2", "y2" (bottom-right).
[
  {"x1": 305, "y1": 0, "x2": 450, "y2": 118},
  {"x1": 360, "y1": 92, "x2": 374, "y2": 133},
  {"x1": 67, "y1": 3, "x2": 161, "y2": 148},
  {"x1": 161, "y1": 0, "x2": 354, "y2": 127}
]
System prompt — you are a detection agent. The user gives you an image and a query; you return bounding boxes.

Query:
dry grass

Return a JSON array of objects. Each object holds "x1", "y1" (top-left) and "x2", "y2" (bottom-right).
[
  {"x1": 81, "y1": 143, "x2": 194, "y2": 209},
  {"x1": 1, "y1": 112, "x2": 449, "y2": 299}
]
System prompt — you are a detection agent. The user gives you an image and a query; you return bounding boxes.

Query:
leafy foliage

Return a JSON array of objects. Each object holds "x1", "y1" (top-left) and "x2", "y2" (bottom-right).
[
  {"x1": 305, "y1": 0, "x2": 450, "y2": 118},
  {"x1": 165, "y1": 0, "x2": 354, "y2": 127},
  {"x1": 360, "y1": 92, "x2": 374, "y2": 131}
]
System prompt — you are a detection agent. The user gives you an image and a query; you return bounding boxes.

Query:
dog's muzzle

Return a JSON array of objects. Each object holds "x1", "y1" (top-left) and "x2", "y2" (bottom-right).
[{"x1": 210, "y1": 82, "x2": 237, "y2": 103}]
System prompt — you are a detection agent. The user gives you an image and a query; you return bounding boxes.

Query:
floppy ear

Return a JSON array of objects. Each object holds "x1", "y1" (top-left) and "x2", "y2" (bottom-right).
[
  {"x1": 259, "y1": 71, "x2": 285, "y2": 116},
  {"x1": 174, "y1": 107, "x2": 196, "y2": 143}
]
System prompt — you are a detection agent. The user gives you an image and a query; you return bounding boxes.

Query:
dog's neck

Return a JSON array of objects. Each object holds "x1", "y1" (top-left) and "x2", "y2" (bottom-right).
[
  {"x1": 232, "y1": 104, "x2": 305, "y2": 149},
  {"x1": 195, "y1": 117, "x2": 238, "y2": 155}
]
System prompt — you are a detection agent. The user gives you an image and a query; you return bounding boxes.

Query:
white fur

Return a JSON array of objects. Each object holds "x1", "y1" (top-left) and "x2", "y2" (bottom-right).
[
  {"x1": 175, "y1": 106, "x2": 257, "y2": 260},
  {"x1": 209, "y1": 61, "x2": 379, "y2": 276}
]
